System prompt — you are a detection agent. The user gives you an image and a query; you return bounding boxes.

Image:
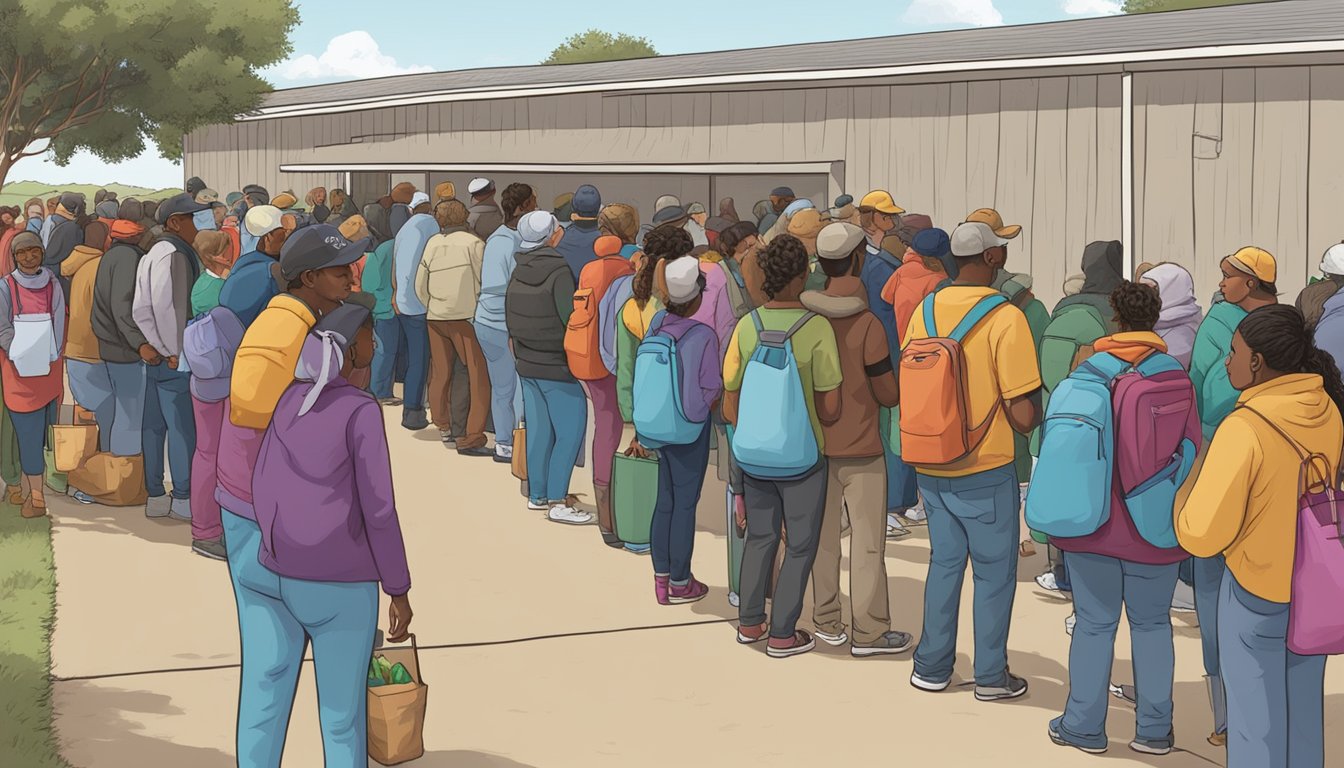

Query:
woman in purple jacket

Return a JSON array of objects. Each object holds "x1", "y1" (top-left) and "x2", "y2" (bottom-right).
[{"x1": 252, "y1": 303, "x2": 414, "y2": 768}]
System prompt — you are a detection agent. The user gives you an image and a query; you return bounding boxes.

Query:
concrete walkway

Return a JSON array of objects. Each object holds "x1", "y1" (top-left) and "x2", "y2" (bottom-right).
[{"x1": 47, "y1": 408, "x2": 1344, "y2": 766}]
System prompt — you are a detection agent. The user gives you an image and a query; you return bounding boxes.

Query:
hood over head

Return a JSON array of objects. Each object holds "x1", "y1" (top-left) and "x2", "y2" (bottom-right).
[
  {"x1": 1081, "y1": 240, "x2": 1124, "y2": 296},
  {"x1": 800, "y1": 275, "x2": 868, "y2": 319},
  {"x1": 1144, "y1": 262, "x2": 1203, "y2": 326}
]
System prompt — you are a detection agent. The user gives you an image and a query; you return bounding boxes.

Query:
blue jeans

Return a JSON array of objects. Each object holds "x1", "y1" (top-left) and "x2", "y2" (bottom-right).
[
  {"x1": 913, "y1": 464, "x2": 1019, "y2": 686},
  {"x1": 1194, "y1": 553, "x2": 1228, "y2": 735},
  {"x1": 476, "y1": 324, "x2": 521, "y2": 446},
  {"x1": 371, "y1": 317, "x2": 404, "y2": 400},
  {"x1": 1219, "y1": 573, "x2": 1326, "y2": 768},
  {"x1": 143, "y1": 362, "x2": 194, "y2": 499},
  {"x1": 396, "y1": 314, "x2": 429, "y2": 415},
  {"x1": 520, "y1": 377, "x2": 587, "y2": 503},
  {"x1": 879, "y1": 407, "x2": 918, "y2": 510},
  {"x1": 651, "y1": 424, "x2": 712, "y2": 582},
  {"x1": 9, "y1": 401, "x2": 56, "y2": 476},
  {"x1": 105, "y1": 361, "x2": 147, "y2": 456},
  {"x1": 1057, "y1": 553, "x2": 1179, "y2": 748},
  {"x1": 66, "y1": 360, "x2": 115, "y2": 453},
  {"x1": 278, "y1": 577, "x2": 379, "y2": 768},
  {"x1": 223, "y1": 511, "x2": 304, "y2": 768}
]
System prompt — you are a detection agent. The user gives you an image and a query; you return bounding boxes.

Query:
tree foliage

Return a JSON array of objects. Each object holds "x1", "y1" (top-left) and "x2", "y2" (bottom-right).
[
  {"x1": 542, "y1": 30, "x2": 658, "y2": 66},
  {"x1": 0, "y1": 0, "x2": 298, "y2": 187},
  {"x1": 1123, "y1": 0, "x2": 1273, "y2": 12}
]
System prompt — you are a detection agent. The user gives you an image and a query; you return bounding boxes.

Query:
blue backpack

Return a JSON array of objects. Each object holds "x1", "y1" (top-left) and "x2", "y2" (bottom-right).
[
  {"x1": 632, "y1": 312, "x2": 705, "y2": 448},
  {"x1": 731, "y1": 310, "x2": 820, "y2": 479}
]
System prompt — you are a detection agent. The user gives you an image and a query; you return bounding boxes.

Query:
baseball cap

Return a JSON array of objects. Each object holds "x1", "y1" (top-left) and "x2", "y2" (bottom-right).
[
  {"x1": 895, "y1": 213, "x2": 934, "y2": 246},
  {"x1": 704, "y1": 216, "x2": 732, "y2": 234},
  {"x1": 816, "y1": 222, "x2": 866, "y2": 260},
  {"x1": 833, "y1": 194, "x2": 854, "y2": 210},
  {"x1": 572, "y1": 185, "x2": 602, "y2": 218},
  {"x1": 686, "y1": 202, "x2": 706, "y2": 216},
  {"x1": 518, "y1": 211, "x2": 560, "y2": 250},
  {"x1": 195, "y1": 188, "x2": 219, "y2": 204},
  {"x1": 314, "y1": 301, "x2": 372, "y2": 348},
  {"x1": 1227, "y1": 246, "x2": 1277, "y2": 284},
  {"x1": 770, "y1": 186, "x2": 794, "y2": 198},
  {"x1": 156, "y1": 192, "x2": 210, "y2": 225},
  {"x1": 950, "y1": 222, "x2": 1009, "y2": 257},
  {"x1": 58, "y1": 192, "x2": 86, "y2": 214},
  {"x1": 244, "y1": 205, "x2": 286, "y2": 237},
  {"x1": 242, "y1": 184, "x2": 270, "y2": 204},
  {"x1": 663, "y1": 256, "x2": 703, "y2": 304},
  {"x1": 652, "y1": 205, "x2": 689, "y2": 226},
  {"x1": 965, "y1": 208, "x2": 1021, "y2": 239},
  {"x1": 271, "y1": 191, "x2": 298, "y2": 210},
  {"x1": 655, "y1": 195, "x2": 682, "y2": 213},
  {"x1": 409, "y1": 191, "x2": 430, "y2": 210},
  {"x1": 467, "y1": 178, "x2": 493, "y2": 196},
  {"x1": 594, "y1": 235, "x2": 623, "y2": 258},
  {"x1": 787, "y1": 209, "x2": 826, "y2": 241},
  {"x1": 912, "y1": 227, "x2": 952, "y2": 260},
  {"x1": 434, "y1": 181, "x2": 456, "y2": 201},
  {"x1": 1321, "y1": 243, "x2": 1344, "y2": 276},
  {"x1": 279, "y1": 224, "x2": 371, "y2": 281},
  {"x1": 859, "y1": 190, "x2": 905, "y2": 215}
]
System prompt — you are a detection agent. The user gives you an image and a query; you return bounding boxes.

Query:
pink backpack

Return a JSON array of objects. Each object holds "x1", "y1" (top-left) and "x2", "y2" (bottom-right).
[{"x1": 1243, "y1": 407, "x2": 1344, "y2": 656}]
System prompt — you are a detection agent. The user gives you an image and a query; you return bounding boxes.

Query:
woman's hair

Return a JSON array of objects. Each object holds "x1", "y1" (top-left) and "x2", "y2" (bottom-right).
[
  {"x1": 305, "y1": 187, "x2": 326, "y2": 207},
  {"x1": 1109, "y1": 280, "x2": 1162, "y2": 332},
  {"x1": 656, "y1": 260, "x2": 707, "y2": 317},
  {"x1": 328, "y1": 188, "x2": 347, "y2": 212},
  {"x1": 717, "y1": 221, "x2": 758, "y2": 259},
  {"x1": 194, "y1": 230, "x2": 231, "y2": 261},
  {"x1": 500, "y1": 183, "x2": 534, "y2": 222},
  {"x1": 1238, "y1": 305, "x2": 1344, "y2": 416},
  {"x1": 598, "y1": 203, "x2": 640, "y2": 244},
  {"x1": 434, "y1": 199, "x2": 470, "y2": 229},
  {"x1": 634, "y1": 225, "x2": 693, "y2": 309},
  {"x1": 758, "y1": 235, "x2": 809, "y2": 300}
]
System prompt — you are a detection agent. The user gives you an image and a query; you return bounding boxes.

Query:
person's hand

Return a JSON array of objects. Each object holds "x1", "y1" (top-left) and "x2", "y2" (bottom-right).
[
  {"x1": 388, "y1": 594, "x2": 413, "y2": 643},
  {"x1": 624, "y1": 439, "x2": 651, "y2": 459},
  {"x1": 733, "y1": 494, "x2": 747, "y2": 537},
  {"x1": 167, "y1": 355, "x2": 179, "y2": 370},
  {"x1": 138, "y1": 343, "x2": 162, "y2": 365}
]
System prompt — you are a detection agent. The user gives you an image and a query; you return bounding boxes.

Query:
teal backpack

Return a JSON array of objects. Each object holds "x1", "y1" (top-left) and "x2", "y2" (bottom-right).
[
  {"x1": 632, "y1": 311, "x2": 705, "y2": 448},
  {"x1": 731, "y1": 310, "x2": 820, "y2": 479}
]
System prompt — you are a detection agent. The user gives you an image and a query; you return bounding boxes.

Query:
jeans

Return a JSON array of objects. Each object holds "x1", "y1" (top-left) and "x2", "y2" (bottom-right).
[
  {"x1": 476, "y1": 325, "x2": 521, "y2": 445},
  {"x1": 104, "y1": 361, "x2": 148, "y2": 456},
  {"x1": 143, "y1": 362, "x2": 195, "y2": 499},
  {"x1": 520, "y1": 377, "x2": 587, "y2": 503},
  {"x1": 1195, "y1": 553, "x2": 1228, "y2": 735},
  {"x1": 396, "y1": 314, "x2": 430, "y2": 417},
  {"x1": 370, "y1": 317, "x2": 404, "y2": 400},
  {"x1": 913, "y1": 464, "x2": 1019, "y2": 686},
  {"x1": 879, "y1": 406, "x2": 919, "y2": 511},
  {"x1": 1057, "y1": 553, "x2": 1179, "y2": 748},
  {"x1": 740, "y1": 460, "x2": 828, "y2": 640},
  {"x1": 223, "y1": 511, "x2": 304, "y2": 768},
  {"x1": 9, "y1": 400, "x2": 56, "y2": 476},
  {"x1": 1219, "y1": 573, "x2": 1326, "y2": 768},
  {"x1": 190, "y1": 396, "x2": 225, "y2": 541},
  {"x1": 584, "y1": 375, "x2": 621, "y2": 487},
  {"x1": 651, "y1": 424, "x2": 712, "y2": 582},
  {"x1": 66, "y1": 360, "x2": 115, "y2": 453}
]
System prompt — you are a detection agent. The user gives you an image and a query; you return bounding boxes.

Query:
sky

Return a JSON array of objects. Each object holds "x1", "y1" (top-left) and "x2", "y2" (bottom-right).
[{"x1": 8, "y1": 0, "x2": 1124, "y2": 189}]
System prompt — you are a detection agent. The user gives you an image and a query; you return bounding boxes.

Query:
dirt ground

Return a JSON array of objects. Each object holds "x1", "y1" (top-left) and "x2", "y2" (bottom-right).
[{"x1": 47, "y1": 408, "x2": 1344, "y2": 767}]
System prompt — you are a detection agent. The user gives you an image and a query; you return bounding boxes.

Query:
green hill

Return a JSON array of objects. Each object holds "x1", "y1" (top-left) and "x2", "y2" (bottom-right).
[{"x1": 0, "y1": 181, "x2": 183, "y2": 209}]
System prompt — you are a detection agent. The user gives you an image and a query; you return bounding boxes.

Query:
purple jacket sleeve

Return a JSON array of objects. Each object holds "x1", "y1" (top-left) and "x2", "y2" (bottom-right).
[{"x1": 349, "y1": 400, "x2": 412, "y2": 596}]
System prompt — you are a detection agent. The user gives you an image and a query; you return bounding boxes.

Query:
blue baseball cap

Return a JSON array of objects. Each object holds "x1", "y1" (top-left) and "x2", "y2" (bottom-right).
[{"x1": 572, "y1": 184, "x2": 602, "y2": 218}]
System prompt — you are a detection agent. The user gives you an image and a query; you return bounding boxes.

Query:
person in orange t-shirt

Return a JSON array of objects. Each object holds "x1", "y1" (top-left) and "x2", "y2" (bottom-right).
[{"x1": 881, "y1": 224, "x2": 950, "y2": 346}]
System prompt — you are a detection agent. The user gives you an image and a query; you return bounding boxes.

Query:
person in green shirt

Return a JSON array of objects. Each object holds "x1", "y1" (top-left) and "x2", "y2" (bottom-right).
[
  {"x1": 363, "y1": 237, "x2": 400, "y2": 403},
  {"x1": 190, "y1": 230, "x2": 233, "y2": 316}
]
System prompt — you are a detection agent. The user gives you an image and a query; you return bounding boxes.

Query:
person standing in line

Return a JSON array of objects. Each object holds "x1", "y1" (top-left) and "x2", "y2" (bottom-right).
[
  {"x1": 61, "y1": 222, "x2": 111, "y2": 449},
  {"x1": 555, "y1": 185, "x2": 604, "y2": 280},
  {"x1": 1137, "y1": 263, "x2": 1202, "y2": 370},
  {"x1": 1315, "y1": 274, "x2": 1344, "y2": 373},
  {"x1": 466, "y1": 178, "x2": 505, "y2": 242},
  {"x1": 387, "y1": 183, "x2": 418, "y2": 238},
  {"x1": 757, "y1": 187, "x2": 795, "y2": 236},
  {"x1": 39, "y1": 196, "x2": 61, "y2": 247},
  {"x1": 90, "y1": 207, "x2": 153, "y2": 464},
  {"x1": 219, "y1": 205, "x2": 290, "y2": 329},
  {"x1": 1296, "y1": 243, "x2": 1344, "y2": 328},
  {"x1": 0, "y1": 233, "x2": 66, "y2": 518},
  {"x1": 801, "y1": 222, "x2": 911, "y2": 656},
  {"x1": 415, "y1": 200, "x2": 493, "y2": 457},
  {"x1": 191, "y1": 230, "x2": 233, "y2": 316},
  {"x1": 390, "y1": 193, "x2": 441, "y2": 431},
  {"x1": 903, "y1": 222, "x2": 1043, "y2": 701},
  {"x1": 504, "y1": 212, "x2": 591, "y2": 525},
  {"x1": 1178, "y1": 305, "x2": 1343, "y2": 768},
  {"x1": 1186, "y1": 246, "x2": 1279, "y2": 747},
  {"x1": 44, "y1": 193, "x2": 85, "y2": 298},
  {"x1": 363, "y1": 213, "x2": 403, "y2": 406}
]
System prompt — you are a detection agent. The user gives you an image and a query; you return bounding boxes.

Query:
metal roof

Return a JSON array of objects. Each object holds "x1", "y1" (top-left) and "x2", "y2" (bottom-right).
[{"x1": 263, "y1": 0, "x2": 1341, "y2": 110}]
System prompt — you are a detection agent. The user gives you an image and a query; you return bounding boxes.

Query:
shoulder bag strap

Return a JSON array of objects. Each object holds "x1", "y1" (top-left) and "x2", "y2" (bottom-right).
[{"x1": 1239, "y1": 405, "x2": 1335, "y2": 496}]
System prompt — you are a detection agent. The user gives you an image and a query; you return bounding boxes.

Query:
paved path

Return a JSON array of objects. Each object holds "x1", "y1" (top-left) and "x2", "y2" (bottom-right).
[{"x1": 47, "y1": 407, "x2": 1344, "y2": 766}]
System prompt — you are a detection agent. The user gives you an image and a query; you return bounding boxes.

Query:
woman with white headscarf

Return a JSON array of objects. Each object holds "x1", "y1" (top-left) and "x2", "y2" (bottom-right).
[{"x1": 1141, "y1": 263, "x2": 1203, "y2": 369}]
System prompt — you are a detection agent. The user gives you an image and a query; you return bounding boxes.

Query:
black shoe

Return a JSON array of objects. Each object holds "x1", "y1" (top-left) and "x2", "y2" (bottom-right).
[
  {"x1": 401, "y1": 408, "x2": 429, "y2": 431},
  {"x1": 601, "y1": 531, "x2": 625, "y2": 549},
  {"x1": 457, "y1": 446, "x2": 493, "y2": 458}
]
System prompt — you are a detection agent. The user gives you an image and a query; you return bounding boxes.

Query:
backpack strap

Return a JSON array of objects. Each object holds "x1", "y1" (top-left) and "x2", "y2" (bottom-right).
[
  {"x1": 1077, "y1": 351, "x2": 1131, "y2": 383},
  {"x1": 920, "y1": 293, "x2": 938, "y2": 337},
  {"x1": 758, "y1": 311, "x2": 817, "y2": 348},
  {"x1": 749, "y1": 309, "x2": 764, "y2": 335},
  {"x1": 947, "y1": 294, "x2": 1009, "y2": 342},
  {"x1": 647, "y1": 309, "x2": 668, "y2": 338}
]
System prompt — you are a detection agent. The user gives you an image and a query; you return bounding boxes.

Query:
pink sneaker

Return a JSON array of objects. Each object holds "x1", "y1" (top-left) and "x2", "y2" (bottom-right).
[
  {"x1": 668, "y1": 577, "x2": 709, "y2": 605},
  {"x1": 654, "y1": 574, "x2": 670, "y2": 605}
]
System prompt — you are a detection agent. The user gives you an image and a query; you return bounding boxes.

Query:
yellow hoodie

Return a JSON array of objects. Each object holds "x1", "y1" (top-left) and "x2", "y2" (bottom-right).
[
  {"x1": 228, "y1": 294, "x2": 317, "y2": 429},
  {"x1": 61, "y1": 244, "x2": 104, "y2": 364},
  {"x1": 1177, "y1": 373, "x2": 1343, "y2": 602}
]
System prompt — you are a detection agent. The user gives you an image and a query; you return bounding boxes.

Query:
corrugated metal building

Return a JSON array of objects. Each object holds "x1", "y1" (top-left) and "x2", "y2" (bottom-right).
[{"x1": 185, "y1": 0, "x2": 1344, "y2": 305}]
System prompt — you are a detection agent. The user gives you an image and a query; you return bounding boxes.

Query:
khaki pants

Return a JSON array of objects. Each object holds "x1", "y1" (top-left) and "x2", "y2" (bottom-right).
[
  {"x1": 811, "y1": 455, "x2": 891, "y2": 645},
  {"x1": 427, "y1": 320, "x2": 492, "y2": 449}
]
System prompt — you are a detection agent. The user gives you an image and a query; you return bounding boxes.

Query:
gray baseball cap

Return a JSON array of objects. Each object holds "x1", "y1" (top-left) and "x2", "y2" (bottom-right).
[
  {"x1": 950, "y1": 222, "x2": 1009, "y2": 258},
  {"x1": 279, "y1": 224, "x2": 371, "y2": 281}
]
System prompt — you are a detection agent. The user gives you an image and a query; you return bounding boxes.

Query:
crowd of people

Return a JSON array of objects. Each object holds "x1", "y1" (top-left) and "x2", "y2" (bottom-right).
[{"x1": 2, "y1": 174, "x2": 1342, "y2": 767}]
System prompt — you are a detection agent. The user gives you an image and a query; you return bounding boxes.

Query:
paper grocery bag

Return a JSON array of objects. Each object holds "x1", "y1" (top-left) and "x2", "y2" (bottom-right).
[
  {"x1": 511, "y1": 422, "x2": 527, "y2": 481},
  {"x1": 368, "y1": 634, "x2": 429, "y2": 766},
  {"x1": 52, "y1": 424, "x2": 99, "y2": 473}
]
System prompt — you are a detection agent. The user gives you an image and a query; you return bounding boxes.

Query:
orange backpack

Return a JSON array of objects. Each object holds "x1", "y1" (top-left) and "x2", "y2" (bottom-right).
[
  {"x1": 899, "y1": 292, "x2": 1009, "y2": 467},
  {"x1": 565, "y1": 256, "x2": 635, "y2": 380}
]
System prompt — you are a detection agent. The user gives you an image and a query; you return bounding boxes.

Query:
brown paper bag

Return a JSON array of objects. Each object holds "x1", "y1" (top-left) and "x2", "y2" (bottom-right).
[
  {"x1": 52, "y1": 424, "x2": 99, "y2": 473},
  {"x1": 368, "y1": 634, "x2": 428, "y2": 766},
  {"x1": 511, "y1": 421, "x2": 527, "y2": 481},
  {"x1": 66, "y1": 453, "x2": 149, "y2": 507}
]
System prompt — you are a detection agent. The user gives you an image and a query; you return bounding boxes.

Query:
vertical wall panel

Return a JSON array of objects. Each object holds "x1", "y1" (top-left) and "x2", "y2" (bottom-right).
[
  {"x1": 1033, "y1": 78, "x2": 1071, "y2": 302},
  {"x1": 996, "y1": 80, "x2": 1039, "y2": 264},
  {"x1": 1309, "y1": 66, "x2": 1344, "y2": 287},
  {"x1": 1252, "y1": 67, "x2": 1310, "y2": 299},
  {"x1": 965, "y1": 81, "x2": 1001, "y2": 210}
]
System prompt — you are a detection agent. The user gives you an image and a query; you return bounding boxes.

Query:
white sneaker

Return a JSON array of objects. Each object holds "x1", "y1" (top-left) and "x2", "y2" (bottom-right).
[
  {"x1": 1036, "y1": 572, "x2": 1061, "y2": 592},
  {"x1": 904, "y1": 500, "x2": 928, "y2": 523},
  {"x1": 1171, "y1": 579, "x2": 1196, "y2": 612},
  {"x1": 814, "y1": 628, "x2": 849, "y2": 647},
  {"x1": 1065, "y1": 613, "x2": 1077, "y2": 636},
  {"x1": 527, "y1": 500, "x2": 550, "y2": 511},
  {"x1": 887, "y1": 512, "x2": 910, "y2": 532},
  {"x1": 495, "y1": 444, "x2": 513, "y2": 460},
  {"x1": 547, "y1": 505, "x2": 594, "y2": 526},
  {"x1": 728, "y1": 591, "x2": 740, "y2": 608},
  {"x1": 440, "y1": 430, "x2": 456, "y2": 445}
]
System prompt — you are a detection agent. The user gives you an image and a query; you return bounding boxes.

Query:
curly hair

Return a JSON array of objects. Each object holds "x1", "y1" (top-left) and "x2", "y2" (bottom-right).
[
  {"x1": 434, "y1": 199, "x2": 470, "y2": 229},
  {"x1": 500, "y1": 183, "x2": 534, "y2": 222},
  {"x1": 598, "y1": 203, "x2": 640, "y2": 244},
  {"x1": 758, "y1": 234, "x2": 810, "y2": 300},
  {"x1": 634, "y1": 224, "x2": 693, "y2": 309},
  {"x1": 1109, "y1": 280, "x2": 1162, "y2": 332},
  {"x1": 1238, "y1": 305, "x2": 1344, "y2": 417}
]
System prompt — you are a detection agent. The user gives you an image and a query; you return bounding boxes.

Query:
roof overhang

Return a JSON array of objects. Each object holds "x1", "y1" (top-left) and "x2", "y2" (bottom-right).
[
  {"x1": 280, "y1": 162, "x2": 839, "y2": 175},
  {"x1": 243, "y1": 39, "x2": 1344, "y2": 122}
]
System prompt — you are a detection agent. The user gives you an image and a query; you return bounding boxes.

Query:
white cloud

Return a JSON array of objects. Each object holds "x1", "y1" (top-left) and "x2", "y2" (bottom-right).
[
  {"x1": 273, "y1": 31, "x2": 434, "y2": 82},
  {"x1": 1063, "y1": 0, "x2": 1123, "y2": 15},
  {"x1": 902, "y1": 0, "x2": 1004, "y2": 27}
]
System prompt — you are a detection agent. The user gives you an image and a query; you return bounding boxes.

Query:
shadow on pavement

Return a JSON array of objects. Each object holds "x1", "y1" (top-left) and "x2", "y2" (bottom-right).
[
  {"x1": 415, "y1": 750, "x2": 541, "y2": 767},
  {"x1": 54, "y1": 681, "x2": 235, "y2": 768}
]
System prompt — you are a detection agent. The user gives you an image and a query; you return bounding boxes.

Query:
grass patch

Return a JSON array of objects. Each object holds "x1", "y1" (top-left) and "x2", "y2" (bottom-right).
[{"x1": 0, "y1": 503, "x2": 71, "y2": 768}]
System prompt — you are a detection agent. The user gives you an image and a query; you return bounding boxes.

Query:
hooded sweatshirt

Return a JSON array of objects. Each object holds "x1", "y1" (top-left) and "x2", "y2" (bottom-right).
[
  {"x1": 504, "y1": 246, "x2": 576, "y2": 381},
  {"x1": 1315, "y1": 288, "x2": 1344, "y2": 376},
  {"x1": 1177, "y1": 374, "x2": 1343, "y2": 602},
  {"x1": 800, "y1": 276, "x2": 899, "y2": 458},
  {"x1": 1190, "y1": 300, "x2": 1249, "y2": 440},
  {"x1": 391, "y1": 213, "x2": 440, "y2": 316},
  {"x1": 60, "y1": 244, "x2": 105, "y2": 363},
  {"x1": 229, "y1": 294, "x2": 318, "y2": 429},
  {"x1": 1145, "y1": 263, "x2": 1203, "y2": 369},
  {"x1": 91, "y1": 239, "x2": 150, "y2": 364},
  {"x1": 555, "y1": 219, "x2": 601, "y2": 280},
  {"x1": 44, "y1": 213, "x2": 83, "y2": 298},
  {"x1": 1051, "y1": 332, "x2": 1199, "y2": 565}
]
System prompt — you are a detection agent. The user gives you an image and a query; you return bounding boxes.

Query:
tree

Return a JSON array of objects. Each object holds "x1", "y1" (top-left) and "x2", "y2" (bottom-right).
[
  {"x1": 0, "y1": 0, "x2": 298, "y2": 188},
  {"x1": 542, "y1": 30, "x2": 658, "y2": 66},
  {"x1": 1123, "y1": 0, "x2": 1273, "y2": 12}
]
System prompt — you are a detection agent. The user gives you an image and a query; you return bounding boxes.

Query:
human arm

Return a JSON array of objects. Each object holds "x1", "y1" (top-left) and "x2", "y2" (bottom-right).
[
  {"x1": 119, "y1": 256, "x2": 157, "y2": 362},
  {"x1": 166, "y1": 251, "x2": 192, "y2": 360},
  {"x1": 1176, "y1": 417, "x2": 1256, "y2": 557},
  {"x1": 1006, "y1": 390, "x2": 1044, "y2": 434},
  {"x1": 552, "y1": 268, "x2": 576, "y2": 325},
  {"x1": 809, "y1": 317, "x2": 844, "y2": 426},
  {"x1": 864, "y1": 317, "x2": 900, "y2": 407},
  {"x1": 0, "y1": 282, "x2": 14, "y2": 353},
  {"x1": 616, "y1": 310, "x2": 638, "y2": 423},
  {"x1": 414, "y1": 253, "x2": 431, "y2": 308},
  {"x1": 51, "y1": 274, "x2": 67, "y2": 356},
  {"x1": 721, "y1": 321, "x2": 745, "y2": 425}
]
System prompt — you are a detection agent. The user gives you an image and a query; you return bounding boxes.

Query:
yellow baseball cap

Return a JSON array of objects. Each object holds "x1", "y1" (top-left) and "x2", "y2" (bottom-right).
[
  {"x1": 1227, "y1": 246, "x2": 1277, "y2": 284},
  {"x1": 965, "y1": 208, "x2": 1021, "y2": 239},
  {"x1": 859, "y1": 190, "x2": 905, "y2": 215}
]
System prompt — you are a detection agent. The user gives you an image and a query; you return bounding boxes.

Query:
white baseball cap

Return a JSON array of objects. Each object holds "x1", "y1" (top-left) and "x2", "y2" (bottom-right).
[
  {"x1": 950, "y1": 221, "x2": 1009, "y2": 258},
  {"x1": 409, "y1": 191, "x2": 430, "y2": 210},
  {"x1": 655, "y1": 194, "x2": 682, "y2": 213},
  {"x1": 468, "y1": 177, "x2": 493, "y2": 195},
  {"x1": 664, "y1": 256, "x2": 703, "y2": 304},
  {"x1": 244, "y1": 205, "x2": 285, "y2": 237},
  {"x1": 518, "y1": 211, "x2": 559, "y2": 250},
  {"x1": 1322, "y1": 243, "x2": 1344, "y2": 276}
]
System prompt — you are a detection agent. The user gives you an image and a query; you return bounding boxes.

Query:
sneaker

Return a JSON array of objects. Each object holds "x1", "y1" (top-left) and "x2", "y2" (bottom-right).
[
  {"x1": 70, "y1": 489, "x2": 96, "y2": 505},
  {"x1": 910, "y1": 671, "x2": 951, "y2": 692},
  {"x1": 601, "y1": 530, "x2": 625, "y2": 549},
  {"x1": 1208, "y1": 731, "x2": 1227, "y2": 747},
  {"x1": 1036, "y1": 571, "x2": 1061, "y2": 591},
  {"x1": 440, "y1": 430, "x2": 456, "y2": 445},
  {"x1": 851, "y1": 630, "x2": 914, "y2": 657},
  {"x1": 737, "y1": 622, "x2": 768, "y2": 644},
  {"x1": 457, "y1": 446, "x2": 493, "y2": 458},
  {"x1": 766, "y1": 630, "x2": 815, "y2": 658},
  {"x1": 623, "y1": 542, "x2": 651, "y2": 555},
  {"x1": 728, "y1": 591, "x2": 740, "y2": 608},
  {"x1": 547, "y1": 505, "x2": 594, "y2": 526},
  {"x1": 886, "y1": 524, "x2": 912, "y2": 539},
  {"x1": 191, "y1": 538, "x2": 227, "y2": 561},
  {"x1": 668, "y1": 577, "x2": 709, "y2": 604},
  {"x1": 654, "y1": 574, "x2": 670, "y2": 605},
  {"x1": 169, "y1": 496, "x2": 191, "y2": 522},
  {"x1": 814, "y1": 628, "x2": 849, "y2": 647},
  {"x1": 1110, "y1": 682, "x2": 1137, "y2": 704},
  {"x1": 527, "y1": 499, "x2": 550, "y2": 511},
  {"x1": 377, "y1": 397, "x2": 403, "y2": 407},
  {"x1": 145, "y1": 494, "x2": 172, "y2": 518},
  {"x1": 1049, "y1": 718, "x2": 1108, "y2": 755},
  {"x1": 975, "y1": 671, "x2": 1029, "y2": 702},
  {"x1": 494, "y1": 444, "x2": 514, "y2": 464},
  {"x1": 1171, "y1": 579, "x2": 1197, "y2": 612},
  {"x1": 1065, "y1": 613, "x2": 1077, "y2": 636},
  {"x1": 1130, "y1": 733, "x2": 1173, "y2": 756},
  {"x1": 903, "y1": 500, "x2": 928, "y2": 524}
]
